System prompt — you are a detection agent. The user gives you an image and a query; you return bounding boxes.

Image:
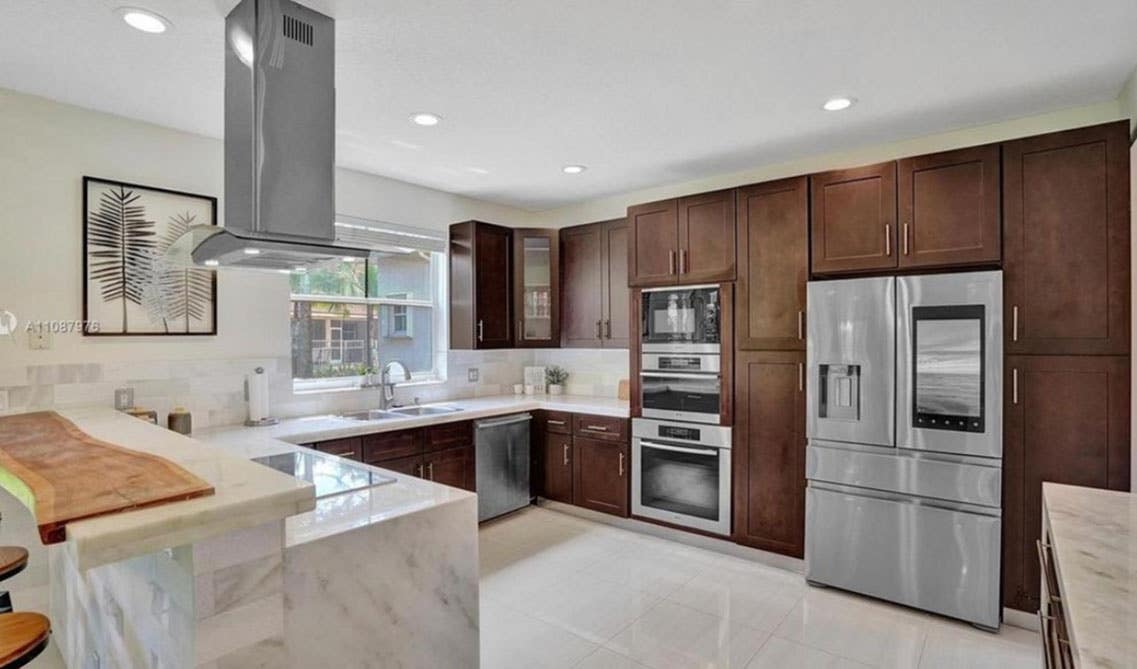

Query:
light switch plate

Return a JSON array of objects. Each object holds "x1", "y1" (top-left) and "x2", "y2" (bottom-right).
[
  {"x1": 0, "y1": 390, "x2": 8, "y2": 412},
  {"x1": 28, "y1": 328, "x2": 52, "y2": 350},
  {"x1": 467, "y1": 367, "x2": 479, "y2": 382}
]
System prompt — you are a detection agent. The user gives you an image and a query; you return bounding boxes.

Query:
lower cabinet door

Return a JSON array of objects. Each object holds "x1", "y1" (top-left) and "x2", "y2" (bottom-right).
[
  {"x1": 541, "y1": 431, "x2": 574, "y2": 504},
  {"x1": 426, "y1": 444, "x2": 476, "y2": 492},
  {"x1": 376, "y1": 454, "x2": 423, "y2": 477},
  {"x1": 573, "y1": 437, "x2": 629, "y2": 517}
]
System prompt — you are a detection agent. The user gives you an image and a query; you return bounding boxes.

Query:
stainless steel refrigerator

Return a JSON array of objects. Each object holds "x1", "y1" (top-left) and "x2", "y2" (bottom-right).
[{"x1": 805, "y1": 271, "x2": 1003, "y2": 629}]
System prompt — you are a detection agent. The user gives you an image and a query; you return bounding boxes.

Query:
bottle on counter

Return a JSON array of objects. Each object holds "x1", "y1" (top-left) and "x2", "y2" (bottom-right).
[{"x1": 167, "y1": 407, "x2": 192, "y2": 435}]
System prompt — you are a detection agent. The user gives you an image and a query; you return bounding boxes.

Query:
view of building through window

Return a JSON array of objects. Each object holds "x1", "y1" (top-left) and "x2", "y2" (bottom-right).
[{"x1": 290, "y1": 250, "x2": 442, "y2": 385}]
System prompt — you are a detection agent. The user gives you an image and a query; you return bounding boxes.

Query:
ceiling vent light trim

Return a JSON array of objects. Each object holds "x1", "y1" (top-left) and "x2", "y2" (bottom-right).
[{"x1": 118, "y1": 7, "x2": 171, "y2": 33}]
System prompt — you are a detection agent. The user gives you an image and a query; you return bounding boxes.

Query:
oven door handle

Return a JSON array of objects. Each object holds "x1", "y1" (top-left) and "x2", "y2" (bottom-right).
[
  {"x1": 639, "y1": 440, "x2": 718, "y2": 456},
  {"x1": 639, "y1": 372, "x2": 720, "y2": 379}
]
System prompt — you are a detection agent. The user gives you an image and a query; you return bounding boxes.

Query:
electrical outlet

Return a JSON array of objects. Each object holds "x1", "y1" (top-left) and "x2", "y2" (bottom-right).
[
  {"x1": 0, "y1": 390, "x2": 8, "y2": 412},
  {"x1": 467, "y1": 367, "x2": 479, "y2": 382},
  {"x1": 28, "y1": 328, "x2": 52, "y2": 350}
]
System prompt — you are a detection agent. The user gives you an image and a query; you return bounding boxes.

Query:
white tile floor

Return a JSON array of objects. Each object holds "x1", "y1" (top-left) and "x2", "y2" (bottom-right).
[{"x1": 479, "y1": 507, "x2": 1040, "y2": 669}]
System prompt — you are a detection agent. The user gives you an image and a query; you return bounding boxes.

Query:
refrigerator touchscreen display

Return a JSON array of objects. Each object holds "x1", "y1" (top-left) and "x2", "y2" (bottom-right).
[{"x1": 913, "y1": 305, "x2": 985, "y2": 433}]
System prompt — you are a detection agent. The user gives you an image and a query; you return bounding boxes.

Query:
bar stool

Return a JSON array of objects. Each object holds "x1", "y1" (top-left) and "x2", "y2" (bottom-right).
[
  {"x1": 0, "y1": 547, "x2": 29, "y2": 614},
  {"x1": 0, "y1": 612, "x2": 50, "y2": 669}
]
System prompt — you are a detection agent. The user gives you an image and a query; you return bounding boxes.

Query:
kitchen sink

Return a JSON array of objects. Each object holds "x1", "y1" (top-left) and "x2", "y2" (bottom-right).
[
  {"x1": 390, "y1": 405, "x2": 462, "y2": 416},
  {"x1": 339, "y1": 410, "x2": 402, "y2": 421}
]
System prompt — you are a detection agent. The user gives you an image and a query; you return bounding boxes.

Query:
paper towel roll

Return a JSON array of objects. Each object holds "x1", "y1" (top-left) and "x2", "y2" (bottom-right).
[{"x1": 246, "y1": 367, "x2": 270, "y2": 424}]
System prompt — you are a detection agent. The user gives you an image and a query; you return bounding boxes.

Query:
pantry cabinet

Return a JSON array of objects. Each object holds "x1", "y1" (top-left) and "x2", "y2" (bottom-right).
[
  {"x1": 1002, "y1": 121, "x2": 1130, "y2": 356},
  {"x1": 560, "y1": 219, "x2": 629, "y2": 348}
]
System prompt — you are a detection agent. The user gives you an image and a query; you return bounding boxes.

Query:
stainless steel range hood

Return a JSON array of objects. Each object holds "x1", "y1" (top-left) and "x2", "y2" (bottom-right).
[{"x1": 168, "y1": 0, "x2": 369, "y2": 271}]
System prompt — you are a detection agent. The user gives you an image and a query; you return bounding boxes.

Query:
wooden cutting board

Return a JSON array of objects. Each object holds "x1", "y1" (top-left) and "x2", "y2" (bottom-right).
[{"x1": 0, "y1": 411, "x2": 214, "y2": 544}]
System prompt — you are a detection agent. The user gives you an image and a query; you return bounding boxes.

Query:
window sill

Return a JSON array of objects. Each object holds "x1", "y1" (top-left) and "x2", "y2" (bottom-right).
[{"x1": 292, "y1": 377, "x2": 447, "y2": 396}]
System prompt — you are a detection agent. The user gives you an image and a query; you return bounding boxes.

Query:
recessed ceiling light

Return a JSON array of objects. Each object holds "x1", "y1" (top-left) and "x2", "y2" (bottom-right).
[
  {"x1": 562, "y1": 165, "x2": 586, "y2": 175},
  {"x1": 822, "y1": 97, "x2": 855, "y2": 112},
  {"x1": 410, "y1": 113, "x2": 441, "y2": 127},
  {"x1": 203, "y1": 259, "x2": 220, "y2": 267},
  {"x1": 242, "y1": 247, "x2": 261, "y2": 255},
  {"x1": 118, "y1": 7, "x2": 171, "y2": 34}
]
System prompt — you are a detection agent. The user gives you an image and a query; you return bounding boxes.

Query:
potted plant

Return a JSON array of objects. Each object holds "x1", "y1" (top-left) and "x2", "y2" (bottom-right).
[{"x1": 545, "y1": 366, "x2": 569, "y2": 395}]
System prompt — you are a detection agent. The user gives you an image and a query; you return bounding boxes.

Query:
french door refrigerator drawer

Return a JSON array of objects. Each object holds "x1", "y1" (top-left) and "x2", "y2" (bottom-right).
[
  {"x1": 806, "y1": 441, "x2": 1001, "y2": 508},
  {"x1": 805, "y1": 486, "x2": 1001, "y2": 629}
]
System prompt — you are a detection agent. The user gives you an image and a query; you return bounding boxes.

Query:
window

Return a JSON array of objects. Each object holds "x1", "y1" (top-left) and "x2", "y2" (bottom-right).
[{"x1": 290, "y1": 219, "x2": 447, "y2": 390}]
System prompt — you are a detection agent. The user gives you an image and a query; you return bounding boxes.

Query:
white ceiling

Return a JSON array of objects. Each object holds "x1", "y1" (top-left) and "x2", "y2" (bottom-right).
[{"x1": 2, "y1": 1, "x2": 1136, "y2": 211}]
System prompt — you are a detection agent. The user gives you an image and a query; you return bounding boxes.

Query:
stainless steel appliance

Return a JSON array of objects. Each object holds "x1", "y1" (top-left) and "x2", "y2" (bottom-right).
[
  {"x1": 640, "y1": 285, "x2": 721, "y2": 353},
  {"x1": 640, "y1": 370, "x2": 722, "y2": 424},
  {"x1": 632, "y1": 418, "x2": 732, "y2": 535},
  {"x1": 475, "y1": 414, "x2": 532, "y2": 521},
  {"x1": 167, "y1": 0, "x2": 370, "y2": 270},
  {"x1": 805, "y1": 270, "x2": 1003, "y2": 629}
]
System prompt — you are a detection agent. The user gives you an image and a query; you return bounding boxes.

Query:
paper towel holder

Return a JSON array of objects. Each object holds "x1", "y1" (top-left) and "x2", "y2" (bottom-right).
[{"x1": 244, "y1": 366, "x2": 279, "y2": 427}]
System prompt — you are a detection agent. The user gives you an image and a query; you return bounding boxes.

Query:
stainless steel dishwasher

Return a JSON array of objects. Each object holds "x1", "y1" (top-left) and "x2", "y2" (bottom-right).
[{"x1": 475, "y1": 413, "x2": 532, "y2": 521}]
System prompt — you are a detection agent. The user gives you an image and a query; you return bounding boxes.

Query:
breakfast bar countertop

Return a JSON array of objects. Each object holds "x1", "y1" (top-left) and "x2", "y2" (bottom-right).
[{"x1": 1042, "y1": 482, "x2": 1137, "y2": 669}]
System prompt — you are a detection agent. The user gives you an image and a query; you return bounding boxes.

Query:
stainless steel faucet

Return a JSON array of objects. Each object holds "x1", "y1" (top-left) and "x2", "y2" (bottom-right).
[{"x1": 378, "y1": 360, "x2": 411, "y2": 410}]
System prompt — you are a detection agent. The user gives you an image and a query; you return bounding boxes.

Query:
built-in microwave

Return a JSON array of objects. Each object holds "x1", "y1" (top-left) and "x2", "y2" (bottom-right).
[
  {"x1": 640, "y1": 285, "x2": 720, "y2": 353},
  {"x1": 640, "y1": 370, "x2": 722, "y2": 424}
]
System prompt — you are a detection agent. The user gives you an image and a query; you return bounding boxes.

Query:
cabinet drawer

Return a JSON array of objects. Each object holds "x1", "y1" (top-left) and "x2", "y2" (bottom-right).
[
  {"x1": 314, "y1": 437, "x2": 362, "y2": 461},
  {"x1": 541, "y1": 411, "x2": 573, "y2": 434},
  {"x1": 423, "y1": 420, "x2": 473, "y2": 452},
  {"x1": 373, "y1": 454, "x2": 423, "y2": 477},
  {"x1": 573, "y1": 414, "x2": 627, "y2": 442},
  {"x1": 362, "y1": 429, "x2": 420, "y2": 464}
]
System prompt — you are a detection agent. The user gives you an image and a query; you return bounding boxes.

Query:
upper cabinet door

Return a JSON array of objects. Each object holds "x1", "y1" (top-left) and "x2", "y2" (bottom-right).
[
  {"x1": 898, "y1": 145, "x2": 1001, "y2": 269},
  {"x1": 601, "y1": 219, "x2": 631, "y2": 348},
  {"x1": 677, "y1": 190, "x2": 737, "y2": 283},
  {"x1": 512, "y1": 229, "x2": 559, "y2": 348},
  {"x1": 472, "y1": 222, "x2": 513, "y2": 348},
  {"x1": 628, "y1": 199, "x2": 680, "y2": 286},
  {"x1": 1003, "y1": 121, "x2": 1130, "y2": 355},
  {"x1": 810, "y1": 162, "x2": 898, "y2": 275},
  {"x1": 736, "y1": 177, "x2": 808, "y2": 351},
  {"x1": 561, "y1": 224, "x2": 604, "y2": 348}
]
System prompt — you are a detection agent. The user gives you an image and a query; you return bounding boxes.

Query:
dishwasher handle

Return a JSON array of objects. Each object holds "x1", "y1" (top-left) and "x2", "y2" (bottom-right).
[{"x1": 475, "y1": 413, "x2": 533, "y2": 430}]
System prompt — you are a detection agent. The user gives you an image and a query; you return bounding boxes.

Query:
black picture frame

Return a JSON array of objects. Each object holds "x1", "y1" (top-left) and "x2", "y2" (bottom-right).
[{"x1": 82, "y1": 176, "x2": 218, "y2": 336}]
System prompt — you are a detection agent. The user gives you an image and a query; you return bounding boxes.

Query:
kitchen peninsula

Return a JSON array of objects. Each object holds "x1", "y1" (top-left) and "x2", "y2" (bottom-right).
[{"x1": 0, "y1": 406, "x2": 480, "y2": 668}]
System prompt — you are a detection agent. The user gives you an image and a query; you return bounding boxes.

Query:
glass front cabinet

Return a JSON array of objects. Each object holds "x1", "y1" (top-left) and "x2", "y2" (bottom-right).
[{"x1": 512, "y1": 229, "x2": 560, "y2": 347}]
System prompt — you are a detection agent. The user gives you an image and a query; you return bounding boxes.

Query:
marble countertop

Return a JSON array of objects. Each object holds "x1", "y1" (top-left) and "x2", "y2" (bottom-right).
[
  {"x1": 1043, "y1": 483, "x2": 1137, "y2": 669},
  {"x1": 196, "y1": 394, "x2": 628, "y2": 546},
  {"x1": 55, "y1": 407, "x2": 316, "y2": 571}
]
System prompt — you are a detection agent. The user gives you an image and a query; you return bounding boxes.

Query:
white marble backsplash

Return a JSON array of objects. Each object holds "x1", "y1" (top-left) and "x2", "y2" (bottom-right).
[{"x1": 0, "y1": 347, "x2": 629, "y2": 428}]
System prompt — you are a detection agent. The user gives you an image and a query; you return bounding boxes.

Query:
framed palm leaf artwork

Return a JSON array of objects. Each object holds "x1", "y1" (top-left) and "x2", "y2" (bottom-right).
[{"x1": 83, "y1": 177, "x2": 218, "y2": 336}]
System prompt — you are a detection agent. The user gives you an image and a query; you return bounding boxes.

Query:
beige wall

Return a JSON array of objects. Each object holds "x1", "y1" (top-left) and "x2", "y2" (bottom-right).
[
  {"x1": 1122, "y1": 64, "x2": 1137, "y2": 137},
  {"x1": 535, "y1": 100, "x2": 1125, "y2": 226}
]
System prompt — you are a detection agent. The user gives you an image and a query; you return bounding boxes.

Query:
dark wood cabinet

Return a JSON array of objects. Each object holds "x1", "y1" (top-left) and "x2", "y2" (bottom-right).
[
  {"x1": 1003, "y1": 121, "x2": 1130, "y2": 355},
  {"x1": 628, "y1": 190, "x2": 736, "y2": 286},
  {"x1": 362, "y1": 429, "x2": 420, "y2": 464},
  {"x1": 314, "y1": 437, "x2": 362, "y2": 462},
  {"x1": 1002, "y1": 355, "x2": 1130, "y2": 612},
  {"x1": 736, "y1": 177, "x2": 808, "y2": 351},
  {"x1": 573, "y1": 413, "x2": 627, "y2": 443},
  {"x1": 378, "y1": 454, "x2": 423, "y2": 477},
  {"x1": 426, "y1": 444, "x2": 476, "y2": 492},
  {"x1": 897, "y1": 144, "x2": 1001, "y2": 269},
  {"x1": 677, "y1": 190, "x2": 737, "y2": 283},
  {"x1": 540, "y1": 430, "x2": 574, "y2": 504},
  {"x1": 560, "y1": 219, "x2": 629, "y2": 348},
  {"x1": 628, "y1": 199, "x2": 679, "y2": 286},
  {"x1": 810, "y1": 162, "x2": 898, "y2": 275},
  {"x1": 732, "y1": 351, "x2": 806, "y2": 557},
  {"x1": 573, "y1": 436, "x2": 629, "y2": 517},
  {"x1": 512, "y1": 228, "x2": 560, "y2": 348},
  {"x1": 449, "y1": 221, "x2": 513, "y2": 349}
]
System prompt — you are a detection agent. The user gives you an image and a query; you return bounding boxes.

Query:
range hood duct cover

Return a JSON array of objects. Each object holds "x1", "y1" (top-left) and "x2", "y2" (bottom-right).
[{"x1": 169, "y1": 0, "x2": 369, "y2": 271}]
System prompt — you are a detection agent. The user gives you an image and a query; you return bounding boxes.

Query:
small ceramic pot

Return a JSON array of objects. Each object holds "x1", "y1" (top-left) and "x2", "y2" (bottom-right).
[
  {"x1": 524, "y1": 384, "x2": 535, "y2": 395},
  {"x1": 548, "y1": 384, "x2": 564, "y2": 395},
  {"x1": 513, "y1": 383, "x2": 524, "y2": 395}
]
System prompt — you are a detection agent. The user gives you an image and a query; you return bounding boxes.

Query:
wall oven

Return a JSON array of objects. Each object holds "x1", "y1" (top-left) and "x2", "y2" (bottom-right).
[
  {"x1": 640, "y1": 284, "x2": 721, "y2": 353},
  {"x1": 632, "y1": 419, "x2": 731, "y2": 535}
]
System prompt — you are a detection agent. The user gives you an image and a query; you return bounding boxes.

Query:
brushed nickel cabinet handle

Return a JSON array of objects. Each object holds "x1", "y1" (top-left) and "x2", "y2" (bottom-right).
[
  {"x1": 477, "y1": 320, "x2": 484, "y2": 342},
  {"x1": 547, "y1": 419, "x2": 566, "y2": 426},
  {"x1": 1012, "y1": 368, "x2": 1019, "y2": 405},
  {"x1": 798, "y1": 363, "x2": 804, "y2": 392},
  {"x1": 679, "y1": 249, "x2": 687, "y2": 274},
  {"x1": 884, "y1": 224, "x2": 891, "y2": 256},
  {"x1": 416, "y1": 463, "x2": 424, "y2": 477},
  {"x1": 618, "y1": 452, "x2": 625, "y2": 477},
  {"x1": 668, "y1": 250, "x2": 676, "y2": 275},
  {"x1": 427, "y1": 462, "x2": 434, "y2": 481},
  {"x1": 604, "y1": 320, "x2": 612, "y2": 339},
  {"x1": 562, "y1": 444, "x2": 569, "y2": 466},
  {"x1": 903, "y1": 223, "x2": 910, "y2": 255},
  {"x1": 586, "y1": 425, "x2": 609, "y2": 432},
  {"x1": 596, "y1": 320, "x2": 603, "y2": 339},
  {"x1": 517, "y1": 319, "x2": 523, "y2": 342},
  {"x1": 1012, "y1": 306, "x2": 1019, "y2": 342},
  {"x1": 797, "y1": 311, "x2": 804, "y2": 340}
]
